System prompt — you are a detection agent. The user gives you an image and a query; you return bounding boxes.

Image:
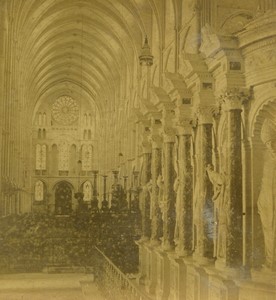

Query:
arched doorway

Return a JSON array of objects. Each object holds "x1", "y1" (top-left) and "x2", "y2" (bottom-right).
[{"x1": 55, "y1": 181, "x2": 72, "y2": 215}]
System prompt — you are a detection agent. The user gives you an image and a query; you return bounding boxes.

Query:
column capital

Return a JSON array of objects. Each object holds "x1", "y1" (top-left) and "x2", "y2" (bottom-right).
[
  {"x1": 219, "y1": 88, "x2": 250, "y2": 111},
  {"x1": 176, "y1": 118, "x2": 193, "y2": 135},
  {"x1": 150, "y1": 134, "x2": 163, "y2": 149},
  {"x1": 142, "y1": 141, "x2": 152, "y2": 154},
  {"x1": 196, "y1": 105, "x2": 217, "y2": 125},
  {"x1": 162, "y1": 126, "x2": 176, "y2": 143}
]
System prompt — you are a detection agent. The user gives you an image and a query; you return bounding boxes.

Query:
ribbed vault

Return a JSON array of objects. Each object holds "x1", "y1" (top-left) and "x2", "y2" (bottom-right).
[{"x1": 9, "y1": 0, "x2": 155, "y2": 119}]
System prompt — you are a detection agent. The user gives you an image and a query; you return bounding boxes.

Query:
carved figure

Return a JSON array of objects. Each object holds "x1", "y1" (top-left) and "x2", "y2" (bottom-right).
[
  {"x1": 206, "y1": 164, "x2": 227, "y2": 259},
  {"x1": 258, "y1": 118, "x2": 276, "y2": 269}
]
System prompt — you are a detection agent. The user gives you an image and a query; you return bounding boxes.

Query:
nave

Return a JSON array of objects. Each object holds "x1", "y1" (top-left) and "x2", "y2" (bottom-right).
[{"x1": 0, "y1": 0, "x2": 276, "y2": 299}]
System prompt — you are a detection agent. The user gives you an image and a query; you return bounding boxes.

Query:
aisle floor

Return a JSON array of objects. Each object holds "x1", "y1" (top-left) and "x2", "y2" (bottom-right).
[{"x1": 0, "y1": 273, "x2": 105, "y2": 300}]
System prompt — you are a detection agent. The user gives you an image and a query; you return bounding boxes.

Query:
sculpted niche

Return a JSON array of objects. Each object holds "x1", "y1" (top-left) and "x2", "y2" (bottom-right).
[{"x1": 258, "y1": 118, "x2": 276, "y2": 270}]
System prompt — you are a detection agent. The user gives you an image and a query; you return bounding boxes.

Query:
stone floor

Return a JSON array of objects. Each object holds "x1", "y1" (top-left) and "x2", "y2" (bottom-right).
[{"x1": 0, "y1": 273, "x2": 105, "y2": 300}]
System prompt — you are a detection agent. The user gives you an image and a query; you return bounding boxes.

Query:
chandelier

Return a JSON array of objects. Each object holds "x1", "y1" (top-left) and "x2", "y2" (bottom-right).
[{"x1": 139, "y1": 36, "x2": 153, "y2": 66}]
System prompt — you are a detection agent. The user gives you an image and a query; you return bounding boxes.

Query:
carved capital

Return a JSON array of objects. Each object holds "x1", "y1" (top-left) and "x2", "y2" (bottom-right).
[
  {"x1": 163, "y1": 126, "x2": 176, "y2": 143},
  {"x1": 142, "y1": 141, "x2": 152, "y2": 153},
  {"x1": 163, "y1": 72, "x2": 190, "y2": 102},
  {"x1": 219, "y1": 88, "x2": 250, "y2": 111},
  {"x1": 196, "y1": 105, "x2": 217, "y2": 125},
  {"x1": 150, "y1": 134, "x2": 163, "y2": 149},
  {"x1": 176, "y1": 118, "x2": 193, "y2": 135}
]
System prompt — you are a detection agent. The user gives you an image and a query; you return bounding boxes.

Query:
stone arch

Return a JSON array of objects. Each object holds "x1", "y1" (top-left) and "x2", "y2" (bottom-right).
[
  {"x1": 220, "y1": 11, "x2": 254, "y2": 34},
  {"x1": 53, "y1": 180, "x2": 74, "y2": 215},
  {"x1": 249, "y1": 97, "x2": 276, "y2": 268}
]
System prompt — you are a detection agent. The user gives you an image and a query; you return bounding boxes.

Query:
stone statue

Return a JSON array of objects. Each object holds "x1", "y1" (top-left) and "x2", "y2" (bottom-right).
[
  {"x1": 258, "y1": 118, "x2": 276, "y2": 270},
  {"x1": 206, "y1": 164, "x2": 227, "y2": 259}
]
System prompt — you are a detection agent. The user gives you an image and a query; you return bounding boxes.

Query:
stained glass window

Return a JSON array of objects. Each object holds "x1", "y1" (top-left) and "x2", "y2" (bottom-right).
[
  {"x1": 42, "y1": 113, "x2": 47, "y2": 125},
  {"x1": 52, "y1": 96, "x2": 79, "y2": 125},
  {"x1": 35, "y1": 180, "x2": 44, "y2": 201},
  {"x1": 82, "y1": 144, "x2": 92, "y2": 171},
  {"x1": 36, "y1": 144, "x2": 47, "y2": 170},
  {"x1": 88, "y1": 113, "x2": 92, "y2": 126},
  {"x1": 38, "y1": 113, "x2": 42, "y2": 126},
  {"x1": 59, "y1": 142, "x2": 69, "y2": 171},
  {"x1": 84, "y1": 114, "x2": 88, "y2": 126},
  {"x1": 83, "y1": 181, "x2": 92, "y2": 202}
]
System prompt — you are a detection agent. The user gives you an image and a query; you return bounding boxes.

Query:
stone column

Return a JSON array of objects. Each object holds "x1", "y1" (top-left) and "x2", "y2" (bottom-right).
[
  {"x1": 219, "y1": 89, "x2": 247, "y2": 269},
  {"x1": 150, "y1": 136, "x2": 163, "y2": 245},
  {"x1": 123, "y1": 175, "x2": 128, "y2": 191},
  {"x1": 112, "y1": 170, "x2": 119, "y2": 185},
  {"x1": 175, "y1": 121, "x2": 193, "y2": 256},
  {"x1": 91, "y1": 170, "x2": 99, "y2": 211},
  {"x1": 140, "y1": 146, "x2": 152, "y2": 241},
  {"x1": 193, "y1": 106, "x2": 214, "y2": 262},
  {"x1": 131, "y1": 171, "x2": 140, "y2": 212},
  {"x1": 102, "y1": 175, "x2": 107, "y2": 200},
  {"x1": 133, "y1": 171, "x2": 139, "y2": 187},
  {"x1": 162, "y1": 129, "x2": 176, "y2": 251},
  {"x1": 101, "y1": 175, "x2": 108, "y2": 211},
  {"x1": 92, "y1": 170, "x2": 99, "y2": 198}
]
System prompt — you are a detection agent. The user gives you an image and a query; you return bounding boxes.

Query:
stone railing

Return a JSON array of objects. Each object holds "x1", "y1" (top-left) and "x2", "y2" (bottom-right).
[{"x1": 94, "y1": 247, "x2": 152, "y2": 300}]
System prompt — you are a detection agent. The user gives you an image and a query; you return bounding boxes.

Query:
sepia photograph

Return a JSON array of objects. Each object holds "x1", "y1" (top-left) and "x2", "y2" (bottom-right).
[{"x1": 0, "y1": 0, "x2": 275, "y2": 299}]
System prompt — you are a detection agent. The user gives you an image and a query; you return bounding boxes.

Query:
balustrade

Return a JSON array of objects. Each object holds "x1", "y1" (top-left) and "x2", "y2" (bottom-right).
[{"x1": 94, "y1": 247, "x2": 153, "y2": 300}]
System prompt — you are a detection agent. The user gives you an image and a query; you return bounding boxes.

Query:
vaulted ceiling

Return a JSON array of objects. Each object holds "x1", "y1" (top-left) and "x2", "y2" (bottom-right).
[{"x1": 7, "y1": 0, "x2": 160, "y2": 119}]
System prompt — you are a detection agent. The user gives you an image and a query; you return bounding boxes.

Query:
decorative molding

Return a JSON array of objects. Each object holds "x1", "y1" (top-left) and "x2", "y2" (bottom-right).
[
  {"x1": 245, "y1": 48, "x2": 276, "y2": 70},
  {"x1": 150, "y1": 134, "x2": 163, "y2": 149},
  {"x1": 200, "y1": 25, "x2": 239, "y2": 59},
  {"x1": 162, "y1": 126, "x2": 177, "y2": 143},
  {"x1": 150, "y1": 86, "x2": 171, "y2": 107},
  {"x1": 238, "y1": 10, "x2": 276, "y2": 49},
  {"x1": 176, "y1": 118, "x2": 193, "y2": 135},
  {"x1": 163, "y1": 72, "x2": 191, "y2": 102},
  {"x1": 219, "y1": 88, "x2": 251, "y2": 111},
  {"x1": 196, "y1": 105, "x2": 218, "y2": 125}
]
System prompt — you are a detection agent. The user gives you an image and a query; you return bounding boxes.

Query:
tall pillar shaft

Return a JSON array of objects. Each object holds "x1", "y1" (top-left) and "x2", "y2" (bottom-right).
[
  {"x1": 92, "y1": 170, "x2": 98, "y2": 198},
  {"x1": 140, "y1": 152, "x2": 152, "y2": 240},
  {"x1": 225, "y1": 108, "x2": 243, "y2": 267},
  {"x1": 150, "y1": 145, "x2": 163, "y2": 244},
  {"x1": 162, "y1": 137, "x2": 176, "y2": 250},
  {"x1": 102, "y1": 175, "x2": 107, "y2": 201},
  {"x1": 175, "y1": 132, "x2": 193, "y2": 256},
  {"x1": 219, "y1": 89, "x2": 248, "y2": 269},
  {"x1": 194, "y1": 107, "x2": 214, "y2": 261}
]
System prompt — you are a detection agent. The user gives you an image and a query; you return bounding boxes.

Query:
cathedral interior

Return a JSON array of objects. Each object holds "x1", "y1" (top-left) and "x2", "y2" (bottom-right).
[{"x1": 0, "y1": 0, "x2": 276, "y2": 299}]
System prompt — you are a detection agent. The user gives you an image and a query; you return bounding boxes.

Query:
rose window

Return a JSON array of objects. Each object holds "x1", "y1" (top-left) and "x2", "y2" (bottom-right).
[{"x1": 52, "y1": 96, "x2": 79, "y2": 125}]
